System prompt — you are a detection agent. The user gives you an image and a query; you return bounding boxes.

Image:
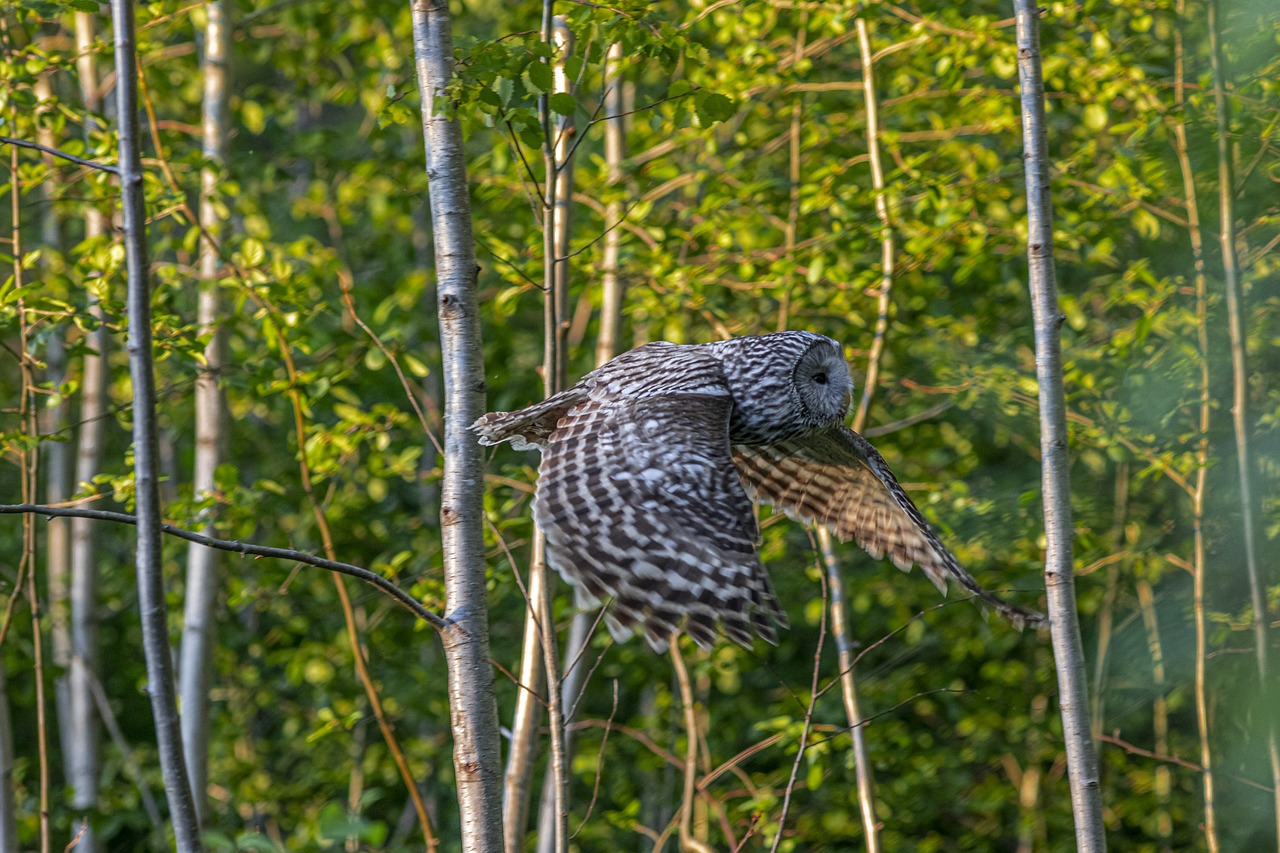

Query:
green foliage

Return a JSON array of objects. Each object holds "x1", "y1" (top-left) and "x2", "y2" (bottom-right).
[{"x1": 1, "y1": 0, "x2": 1278, "y2": 849}]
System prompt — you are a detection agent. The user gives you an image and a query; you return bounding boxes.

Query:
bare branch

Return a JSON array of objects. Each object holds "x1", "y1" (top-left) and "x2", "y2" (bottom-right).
[
  {"x1": 0, "y1": 135, "x2": 119, "y2": 175},
  {"x1": 0, "y1": 504, "x2": 447, "y2": 630}
]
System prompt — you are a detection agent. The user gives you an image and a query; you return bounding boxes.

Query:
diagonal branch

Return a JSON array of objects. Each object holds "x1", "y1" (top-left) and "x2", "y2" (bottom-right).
[
  {"x1": 0, "y1": 504, "x2": 447, "y2": 630},
  {"x1": 0, "y1": 135, "x2": 119, "y2": 175}
]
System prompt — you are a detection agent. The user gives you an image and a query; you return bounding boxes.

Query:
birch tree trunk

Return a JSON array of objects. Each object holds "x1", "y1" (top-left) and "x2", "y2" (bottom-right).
[
  {"x1": 111, "y1": 1, "x2": 204, "y2": 849},
  {"x1": 594, "y1": 41, "x2": 625, "y2": 370},
  {"x1": 178, "y1": 0, "x2": 229, "y2": 826},
  {"x1": 67, "y1": 13, "x2": 109, "y2": 849},
  {"x1": 1012, "y1": 4, "x2": 1105, "y2": 850},
  {"x1": 411, "y1": 2, "x2": 505, "y2": 850},
  {"x1": 34, "y1": 61, "x2": 75, "y2": 793}
]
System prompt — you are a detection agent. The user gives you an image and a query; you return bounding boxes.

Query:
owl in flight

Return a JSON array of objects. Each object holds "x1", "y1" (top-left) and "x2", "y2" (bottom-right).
[{"x1": 474, "y1": 331, "x2": 1044, "y2": 651}]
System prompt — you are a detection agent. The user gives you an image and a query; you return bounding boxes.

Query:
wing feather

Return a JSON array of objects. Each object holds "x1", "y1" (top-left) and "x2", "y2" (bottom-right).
[
  {"x1": 733, "y1": 427, "x2": 1044, "y2": 629},
  {"x1": 535, "y1": 353, "x2": 787, "y2": 650}
]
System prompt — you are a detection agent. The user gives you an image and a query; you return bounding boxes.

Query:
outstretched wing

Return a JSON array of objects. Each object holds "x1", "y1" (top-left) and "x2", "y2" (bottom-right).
[
  {"x1": 733, "y1": 427, "x2": 1043, "y2": 629},
  {"x1": 536, "y1": 362, "x2": 787, "y2": 651}
]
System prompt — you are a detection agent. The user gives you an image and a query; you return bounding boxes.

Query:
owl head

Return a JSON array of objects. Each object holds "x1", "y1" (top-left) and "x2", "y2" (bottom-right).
[{"x1": 710, "y1": 331, "x2": 853, "y2": 445}]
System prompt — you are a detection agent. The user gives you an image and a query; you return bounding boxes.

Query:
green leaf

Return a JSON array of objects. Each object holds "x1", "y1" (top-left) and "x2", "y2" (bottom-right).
[
  {"x1": 403, "y1": 353, "x2": 430, "y2": 377},
  {"x1": 694, "y1": 92, "x2": 735, "y2": 125},
  {"x1": 241, "y1": 238, "x2": 265, "y2": 267},
  {"x1": 548, "y1": 92, "x2": 576, "y2": 117},
  {"x1": 524, "y1": 61, "x2": 552, "y2": 95},
  {"x1": 495, "y1": 75, "x2": 514, "y2": 106}
]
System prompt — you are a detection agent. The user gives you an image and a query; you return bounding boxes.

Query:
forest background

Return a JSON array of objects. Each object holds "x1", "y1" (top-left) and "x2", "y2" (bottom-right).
[{"x1": 1, "y1": 0, "x2": 1278, "y2": 850}]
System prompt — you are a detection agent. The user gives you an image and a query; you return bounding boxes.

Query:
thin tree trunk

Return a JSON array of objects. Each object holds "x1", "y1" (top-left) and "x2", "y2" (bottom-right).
[
  {"x1": 820, "y1": 531, "x2": 879, "y2": 850},
  {"x1": 10, "y1": 75, "x2": 52, "y2": 853},
  {"x1": 111, "y1": 1, "x2": 204, "y2": 849},
  {"x1": 851, "y1": 16, "x2": 892, "y2": 433},
  {"x1": 594, "y1": 41, "x2": 625, "y2": 369},
  {"x1": 776, "y1": 12, "x2": 806, "y2": 333},
  {"x1": 535, "y1": 46, "x2": 625, "y2": 848},
  {"x1": 815, "y1": 16, "x2": 889, "y2": 852},
  {"x1": 505, "y1": 537, "x2": 546, "y2": 853},
  {"x1": 671, "y1": 639, "x2": 714, "y2": 853},
  {"x1": 1168, "y1": 5, "x2": 1221, "y2": 846},
  {"x1": 508, "y1": 13, "x2": 575, "y2": 850},
  {"x1": 68, "y1": 13, "x2": 108, "y2": 849},
  {"x1": 1012, "y1": 4, "x2": 1105, "y2": 850},
  {"x1": 538, "y1": 18, "x2": 574, "y2": 852},
  {"x1": 411, "y1": 3, "x2": 505, "y2": 850},
  {"x1": 178, "y1": 0, "x2": 229, "y2": 826},
  {"x1": 1206, "y1": 0, "x2": 1280, "y2": 842},
  {"x1": 34, "y1": 59, "x2": 75, "y2": 789},
  {"x1": 65, "y1": 238, "x2": 107, "y2": 839}
]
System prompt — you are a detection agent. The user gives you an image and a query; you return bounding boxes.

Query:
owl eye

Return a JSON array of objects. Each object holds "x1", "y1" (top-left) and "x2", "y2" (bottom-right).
[{"x1": 812, "y1": 371, "x2": 828, "y2": 385}]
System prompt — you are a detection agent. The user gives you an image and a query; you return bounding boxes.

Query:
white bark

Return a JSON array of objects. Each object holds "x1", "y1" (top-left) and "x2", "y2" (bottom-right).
[
  {"x1": 179, "y1": 0, "x2": 230, "y2": 826},
  {"x1": 594, "y1": 42, "x2": 625, "y2": 369},
  {"x1": 411, "y1": 2, "x2": 505, "y2": 850},
  {"x1": 1012, "y1": 4, "x2": 1105, "y2": 850},
  {"x1": 34, "y1": 61, "x2": 75, "y2": 802},
  {"x1": 67, "y1": 14, "x2": 109, "y2": 850}
]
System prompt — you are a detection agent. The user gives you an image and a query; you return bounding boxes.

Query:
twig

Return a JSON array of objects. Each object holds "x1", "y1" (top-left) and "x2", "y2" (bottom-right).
[
  {"x1": 1097, "y1": 732, "x2": 1274, "y2": 795},
  {"x1": 770, "y1": 572, "x2": 827, "y2": 853},
  {"x1": 85, "y1": 665, "x2": 163, "y2": 826},
  {"x1": 0, "y1": 136, "x2": 119, "y2": 174},
  {"x1": 570, "y1": 678, "x2": 617, "y2": 838},
  {"x1": 671, "y1": 637, "x2": 716, "y2": 853},
  {"x1": 0, "y1": 504, "x2": 447, "y2": 630},
  {"x1": 861, "y1": 399, "x2": 954, "y2": 438}
]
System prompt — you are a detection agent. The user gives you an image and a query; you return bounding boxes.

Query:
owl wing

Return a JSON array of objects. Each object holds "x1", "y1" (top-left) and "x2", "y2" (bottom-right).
[
  {"x1": 535, "y1": 363, "x2": 786, "y2": 651},
  {"x1": 733, "y1": 426, "x2": 1044, "y2": 629}
]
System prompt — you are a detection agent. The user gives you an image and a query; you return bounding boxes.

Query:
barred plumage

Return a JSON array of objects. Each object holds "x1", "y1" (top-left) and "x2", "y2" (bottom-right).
[{"x1": 474, "y1": 331, "x2": 1044, "y2": 650}]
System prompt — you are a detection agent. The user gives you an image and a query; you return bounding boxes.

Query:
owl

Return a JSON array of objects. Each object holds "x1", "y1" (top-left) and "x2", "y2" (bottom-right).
[{"x1": 474, "y1": 331, "x2": 1044, "y2": 651}]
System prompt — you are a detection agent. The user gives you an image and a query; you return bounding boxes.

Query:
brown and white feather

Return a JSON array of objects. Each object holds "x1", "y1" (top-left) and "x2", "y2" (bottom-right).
[{"x1": 733, "y1": 427, "x2": 1043, "y2": 629}]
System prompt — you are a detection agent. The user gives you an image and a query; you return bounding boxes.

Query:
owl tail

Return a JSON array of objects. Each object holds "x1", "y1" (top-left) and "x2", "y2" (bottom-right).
[{"x1": 472, "y1": 389, "x2": 585, "y2": 451}]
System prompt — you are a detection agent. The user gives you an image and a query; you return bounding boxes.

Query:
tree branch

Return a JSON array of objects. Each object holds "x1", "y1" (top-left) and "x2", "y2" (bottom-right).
[
  {"x1": 0, "y1": 136, "x2": 119, "y2": 175},
  {"x1": 0, "y1": 504, "x2": 448, "y2": 630}
]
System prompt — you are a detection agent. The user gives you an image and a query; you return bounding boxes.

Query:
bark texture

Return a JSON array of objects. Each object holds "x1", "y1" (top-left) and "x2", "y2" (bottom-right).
[
  {"x1": 1013, "y1": 4, "x2": 1105, "y2": 850},
  {"x1": 179, "y1": 0, "x2": 230, "y2": 824},
  {"x1": 411, "y1": 2, "x2": 505, "y2": 849},
  {"x1": 112, "y1": 1, "x2": 205, "y2": 848}
]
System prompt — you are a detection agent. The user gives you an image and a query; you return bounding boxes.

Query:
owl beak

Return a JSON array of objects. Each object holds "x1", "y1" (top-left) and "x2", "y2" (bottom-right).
[{"x1": 842, "y1": 389, "x2": 853, "y2": 415}]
